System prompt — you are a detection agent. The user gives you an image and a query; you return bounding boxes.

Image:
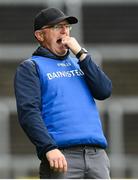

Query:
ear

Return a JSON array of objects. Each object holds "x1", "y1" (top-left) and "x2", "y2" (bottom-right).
[{"x1": 34, "y1": 31, "x2": 44, "y2": 42}]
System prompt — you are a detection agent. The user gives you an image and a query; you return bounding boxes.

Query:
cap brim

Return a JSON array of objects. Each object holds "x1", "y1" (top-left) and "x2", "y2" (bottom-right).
[{"x1": 48, "y1": 16, "x2": 78, "y2": 25}]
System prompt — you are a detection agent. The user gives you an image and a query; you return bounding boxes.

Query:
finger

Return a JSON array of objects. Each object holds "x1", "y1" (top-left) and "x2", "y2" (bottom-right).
[
  {"x1": 58, "y1": 158, "x2": 64, "y2": 172},
  {"x1": 62, "y1": 158, "x2": 68, "y2": 172},
  {"x1": 54, "y1": 159, "x2": 59, "y2": 169},
  {"x1": 54, "y1": 159, "x2": 67, "y2": 173},
  {"x1": 53, "y1": 158, "x2": 67, "y2": 173},
  {"x1": 49, "y1": 160, "x2": 54, "y2": 169}
]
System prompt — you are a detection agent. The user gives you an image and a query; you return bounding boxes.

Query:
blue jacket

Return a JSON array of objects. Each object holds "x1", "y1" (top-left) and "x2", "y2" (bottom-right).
[{"x1": 14, "y1": 46, "x2": 112, "y2": 160}]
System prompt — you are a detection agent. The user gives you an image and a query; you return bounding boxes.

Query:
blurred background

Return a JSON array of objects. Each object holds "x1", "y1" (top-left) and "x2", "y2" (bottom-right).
[{"x1": 0, "y1": 0, "x2": 138, "y2": 178}]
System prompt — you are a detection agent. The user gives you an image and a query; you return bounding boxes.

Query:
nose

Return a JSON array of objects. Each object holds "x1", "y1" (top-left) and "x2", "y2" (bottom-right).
[
  {"x1": 60, "y1": 24, "x2": 69, "y2": 34},
  {"x1": 60, "y1": 25, "x2": 68, "y2": 34}
]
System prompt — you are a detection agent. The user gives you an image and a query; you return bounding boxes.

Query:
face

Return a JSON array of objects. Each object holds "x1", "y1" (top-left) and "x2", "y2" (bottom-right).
[{"x1": 35, "y1": 20, "x2": 72, "y2": 56}]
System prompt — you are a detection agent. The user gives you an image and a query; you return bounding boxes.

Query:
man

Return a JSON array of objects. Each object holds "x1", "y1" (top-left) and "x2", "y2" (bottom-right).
[{"x1": 14, "y1": 7, "x2": 112, "y2": 179}]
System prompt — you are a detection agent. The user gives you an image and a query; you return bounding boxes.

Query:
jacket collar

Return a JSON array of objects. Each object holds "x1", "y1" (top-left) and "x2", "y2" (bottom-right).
[{"x1": 32, "y1": 46, "x2": 70, "y2": 60}]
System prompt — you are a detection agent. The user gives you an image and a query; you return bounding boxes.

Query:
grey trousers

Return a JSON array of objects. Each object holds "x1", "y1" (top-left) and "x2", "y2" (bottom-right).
[{"x1": 39, "y1": 145, "x2": 110, "y2": 179}]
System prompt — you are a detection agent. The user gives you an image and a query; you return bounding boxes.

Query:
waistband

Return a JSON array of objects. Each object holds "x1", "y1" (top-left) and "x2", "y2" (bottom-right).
[{"x1": 59, "y1": 144, "x2": 103, "y2": 151}]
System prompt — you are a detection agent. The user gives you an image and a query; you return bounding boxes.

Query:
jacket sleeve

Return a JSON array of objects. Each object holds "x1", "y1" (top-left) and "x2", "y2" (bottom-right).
[
  {"x1": 78, "y1": 55, "x2": 112, "y2": 100},
  {"x1": 14, "y1": 60, "x2": 58, "y2": 160}
]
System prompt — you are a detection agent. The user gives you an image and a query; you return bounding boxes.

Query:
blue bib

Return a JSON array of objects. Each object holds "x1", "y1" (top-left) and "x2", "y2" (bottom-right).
[{"x1": 32, "y1": 55, "x2": 107, "y2": 148}]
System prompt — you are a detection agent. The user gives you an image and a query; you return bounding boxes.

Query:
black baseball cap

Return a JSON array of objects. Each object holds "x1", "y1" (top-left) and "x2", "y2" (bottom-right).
[{"x1": 34, "y1": 7, "x2": 78, "y2": 31}]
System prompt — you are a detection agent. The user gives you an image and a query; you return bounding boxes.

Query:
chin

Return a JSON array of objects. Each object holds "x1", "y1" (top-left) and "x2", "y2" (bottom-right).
[{"x1": 57, "y1": 50, "x2": 67, "y2": 56}]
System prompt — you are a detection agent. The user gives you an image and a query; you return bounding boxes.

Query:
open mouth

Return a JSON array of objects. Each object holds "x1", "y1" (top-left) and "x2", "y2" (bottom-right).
[
  {"x1": 56, "y1": 38, "x2": 62, "y2": 44},
  {"x1": 56, "y1": 38, "x2": 68, "y2": 49}
]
